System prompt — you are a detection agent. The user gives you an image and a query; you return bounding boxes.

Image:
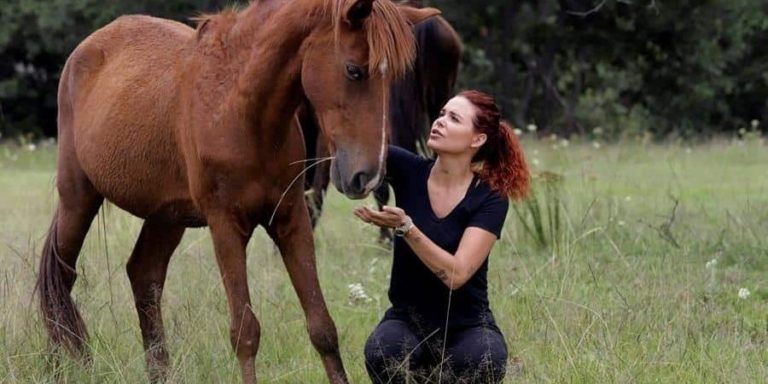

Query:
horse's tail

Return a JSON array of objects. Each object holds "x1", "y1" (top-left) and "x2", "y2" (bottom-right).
[{"x1": 35, "y1": 208, "x2": 89, "y2": 358}]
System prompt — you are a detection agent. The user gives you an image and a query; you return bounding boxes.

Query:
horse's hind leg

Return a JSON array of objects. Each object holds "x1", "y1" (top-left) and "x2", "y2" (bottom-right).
[
  {"x1": 126, "y1": 219, "x2": 185, "y2": 383},
  {"x1": 306, "y1": 131, "x2": 332, "y2": 229},
  {"x1": 307, "y1": 157, "x2": 331, "y2": 228},
  {"x1": 267, "y1": 193, "x2": 349, "y2": 384},
  {"x1": 36, "y1": 157, "x2": 103, "y2": 360}
]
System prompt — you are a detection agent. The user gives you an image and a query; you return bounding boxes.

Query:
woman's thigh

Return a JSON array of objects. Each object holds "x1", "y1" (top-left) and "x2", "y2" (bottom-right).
[
  {"x1": 365, "y1": 320, "x2": 421, "y2": 365},
  {"x1": 444, "y1": 325, "x2": 508, "y2": 383}
]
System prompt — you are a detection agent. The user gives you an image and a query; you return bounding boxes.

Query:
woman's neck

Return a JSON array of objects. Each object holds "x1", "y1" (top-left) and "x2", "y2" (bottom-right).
[{"x1": 430, "y1": 153, "x2": 474, "y2": 188}]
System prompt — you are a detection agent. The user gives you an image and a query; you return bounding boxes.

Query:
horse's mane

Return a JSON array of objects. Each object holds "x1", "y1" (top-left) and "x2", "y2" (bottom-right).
[
  {"x1": 193, "y1": 0, "x2": 416, "y2": 80},
  {"x1": 328, "y1": 0, "x2": 416, "y2": 79}
]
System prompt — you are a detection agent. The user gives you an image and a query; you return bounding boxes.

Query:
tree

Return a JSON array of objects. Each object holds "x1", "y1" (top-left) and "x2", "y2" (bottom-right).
[{"x1": 0, "y1": 0, "x2": 244, "y2": 138}]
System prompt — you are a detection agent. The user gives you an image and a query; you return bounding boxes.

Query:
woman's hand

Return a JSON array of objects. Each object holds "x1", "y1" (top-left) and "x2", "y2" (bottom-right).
[{"x1": 353, "y1": 205, "x2": 408, "y2": 228}]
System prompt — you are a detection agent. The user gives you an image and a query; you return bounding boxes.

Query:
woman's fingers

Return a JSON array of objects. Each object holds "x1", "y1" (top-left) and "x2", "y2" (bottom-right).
[
  {"x1": 381, "y1": 206, "x2": 405, "y2": 216},
  {"x1": 354, "y1": 207, "x2": 372, "y2": 223},
  {"x1": 355, "y1": 206, "x2": 401, "y2": 227},
  {"x1": 367, "y1": 210, "x2": 401, "y2": 226}
]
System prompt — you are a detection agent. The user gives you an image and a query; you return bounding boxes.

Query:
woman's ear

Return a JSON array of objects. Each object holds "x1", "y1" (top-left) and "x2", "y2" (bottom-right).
[{"x1": 471, "y1": 133, "x2": 487, "y2": 149}]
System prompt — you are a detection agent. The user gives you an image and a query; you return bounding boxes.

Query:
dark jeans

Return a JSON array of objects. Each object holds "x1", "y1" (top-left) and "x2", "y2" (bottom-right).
[{"x1": 364, "y1": 318, "x2": 508, "y2": 384}]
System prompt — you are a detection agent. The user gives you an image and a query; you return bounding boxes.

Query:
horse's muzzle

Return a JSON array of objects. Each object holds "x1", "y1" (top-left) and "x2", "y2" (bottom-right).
[{"x1": 330, "y1": 160, "x2": 382, "y2": 199}]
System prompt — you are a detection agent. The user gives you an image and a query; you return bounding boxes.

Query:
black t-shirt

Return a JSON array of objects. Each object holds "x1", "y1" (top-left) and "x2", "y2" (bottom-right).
[{"x1": 382, "y1": 146, "x2": 509, "y2": 330}]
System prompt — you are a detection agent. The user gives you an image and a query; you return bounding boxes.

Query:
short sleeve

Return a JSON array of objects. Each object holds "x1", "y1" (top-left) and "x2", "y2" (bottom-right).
[
  {"x1": 467, "y1": 192, "x2": 510, "y2": 239},
  {"x1": 386, "y1": 145, "x2": 422, "y2": 186}
]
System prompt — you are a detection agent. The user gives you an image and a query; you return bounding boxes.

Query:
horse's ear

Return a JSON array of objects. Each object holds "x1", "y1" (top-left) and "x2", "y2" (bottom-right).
[
  {"x1": 398, "y1": 6, "x2": 440, "y2": 25},
  {"x1": 191, "y1": 15, "x2": 213, "y2": 41},
  {"x1": 345, "y1": 0, "x2": 375, "y2": 28}
]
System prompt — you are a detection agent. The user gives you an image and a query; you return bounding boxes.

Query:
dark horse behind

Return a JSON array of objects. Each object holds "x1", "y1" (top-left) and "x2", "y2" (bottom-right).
[{"x1": 301, "y1": 0, "x2": 462, "y2": 240}]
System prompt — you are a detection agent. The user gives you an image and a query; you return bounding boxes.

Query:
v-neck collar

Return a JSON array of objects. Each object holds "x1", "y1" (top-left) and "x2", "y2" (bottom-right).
[{"x1": 425, "y1": 161, "x2": 477, "y2": 221}]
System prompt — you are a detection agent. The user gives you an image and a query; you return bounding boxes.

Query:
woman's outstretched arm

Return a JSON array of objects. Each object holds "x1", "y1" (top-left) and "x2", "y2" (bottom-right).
[{"x1": 354, "y1": 205, "x2": 496, "y2": 290}]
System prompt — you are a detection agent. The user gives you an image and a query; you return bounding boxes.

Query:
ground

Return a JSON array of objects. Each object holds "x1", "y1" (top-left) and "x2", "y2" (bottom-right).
[{"x1": 1, "y1": 136, "x2": 766, "y2": 383}]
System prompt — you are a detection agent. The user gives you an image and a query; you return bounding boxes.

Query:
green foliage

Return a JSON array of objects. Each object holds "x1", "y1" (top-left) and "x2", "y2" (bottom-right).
[
  {"x1": 1, "y1": 0, "x2": 767, "y2": 138},
  {"x1": 432, "y1": 0, "x2": 768, "y2": 137},
  {"x1": 0, "y1": 0, "x2": 245, "y2": 138}
]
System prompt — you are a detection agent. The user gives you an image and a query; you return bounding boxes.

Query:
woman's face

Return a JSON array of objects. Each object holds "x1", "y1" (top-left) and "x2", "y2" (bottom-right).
[{"x1": 427, "y1": 96, "x2": 487, "y2": 155}]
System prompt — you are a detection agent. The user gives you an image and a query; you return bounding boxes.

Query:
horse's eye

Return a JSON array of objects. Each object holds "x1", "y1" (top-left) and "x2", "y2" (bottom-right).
[{"x1": 345, "y1": 63, "x2": 367, "y2": 81}]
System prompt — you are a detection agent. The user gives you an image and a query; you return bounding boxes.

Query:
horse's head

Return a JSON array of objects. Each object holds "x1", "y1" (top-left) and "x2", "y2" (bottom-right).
[{"x1": 301, "y1": 0, "x2": 439, "y2": 199}]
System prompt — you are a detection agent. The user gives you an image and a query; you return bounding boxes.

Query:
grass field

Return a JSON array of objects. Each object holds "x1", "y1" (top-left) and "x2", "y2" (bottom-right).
[{"x1": 1, "y1": 137, "x2": 766, "y2": 383}]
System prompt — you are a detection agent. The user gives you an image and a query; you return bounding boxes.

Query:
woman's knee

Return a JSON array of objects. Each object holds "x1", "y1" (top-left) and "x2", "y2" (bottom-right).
[
  {"x1": 364, "y1": 319, "x2": 422, "y2": 381},
  {"x1": 447, "y1": 326, "x2": 508, "y2": 382},
  {"x1": 364, "y1": 320, "x2": 418, "y2": 363}
]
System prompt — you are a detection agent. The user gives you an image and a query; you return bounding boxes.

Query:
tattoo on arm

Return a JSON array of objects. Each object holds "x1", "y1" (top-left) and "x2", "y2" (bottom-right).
[{"x1": 435, "y1": 269, "x2": 448, "y2": 282}]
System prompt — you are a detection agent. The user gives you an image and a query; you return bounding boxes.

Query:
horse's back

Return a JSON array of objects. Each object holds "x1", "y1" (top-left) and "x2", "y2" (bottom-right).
[
  {"x1": 63, "y1": 15, "x2": 193, "y2": 109},
  {"x1": 59, "y1": 15, "x2": 198, "y2": 220}
]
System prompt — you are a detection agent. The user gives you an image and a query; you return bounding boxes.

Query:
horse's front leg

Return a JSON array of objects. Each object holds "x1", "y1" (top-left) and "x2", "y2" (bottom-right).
[
  {"x1": 207, "y1": 212, "x2": 259, "y2": 384},
  {"x1": 266, "y1": 192, "x2": 348, "y2": 384}
]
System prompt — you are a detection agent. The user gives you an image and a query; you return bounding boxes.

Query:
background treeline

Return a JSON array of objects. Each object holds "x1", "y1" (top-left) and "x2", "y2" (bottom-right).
[{"x1": 1, "y1": 0, "x2": 767, "y2": 139}]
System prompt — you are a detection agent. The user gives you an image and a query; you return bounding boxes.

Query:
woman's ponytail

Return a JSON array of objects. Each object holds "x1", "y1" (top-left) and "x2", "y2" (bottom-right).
[
  {"x1": 487, "y1": 121, "x2": 529, "y2": 200},
  {"x1": 459, "y1": 90, "x2": 530, "y2": 200}
]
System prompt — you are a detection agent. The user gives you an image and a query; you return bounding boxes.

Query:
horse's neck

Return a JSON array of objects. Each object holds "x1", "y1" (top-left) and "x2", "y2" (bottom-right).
[
  {"x1": 197, "y1": 0, "x2": 326, "y2": 133},
  {"x1": 235, "y1": 0, "x2": 327, "y2": 126}
]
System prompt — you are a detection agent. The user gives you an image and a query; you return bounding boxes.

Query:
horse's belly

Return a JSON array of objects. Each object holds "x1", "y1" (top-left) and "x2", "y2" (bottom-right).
[{"x1": 74, "y1": 110, "x2": 194, "y2": 221}]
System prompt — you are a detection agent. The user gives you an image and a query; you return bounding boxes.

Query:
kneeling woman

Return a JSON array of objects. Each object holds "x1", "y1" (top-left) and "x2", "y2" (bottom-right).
[{"x1": 354, "y1": 90, "x2": 529, "y2": 383}]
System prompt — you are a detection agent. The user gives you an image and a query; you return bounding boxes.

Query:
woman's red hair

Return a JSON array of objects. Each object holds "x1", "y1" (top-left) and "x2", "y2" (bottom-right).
[{"x1": 459, "y1": 90, "x2": 530, "y2": 200}]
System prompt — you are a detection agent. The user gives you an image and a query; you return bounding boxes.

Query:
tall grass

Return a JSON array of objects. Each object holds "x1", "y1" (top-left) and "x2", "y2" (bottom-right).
[
  {"x1": 1, "y1": 138, "x2": 766, "y2": 383},
  {"x1": 512, "y1": 171, "x2": 565, "y2": 251}
]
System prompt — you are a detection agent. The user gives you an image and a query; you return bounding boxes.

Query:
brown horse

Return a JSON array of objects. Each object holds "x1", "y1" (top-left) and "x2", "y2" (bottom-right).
[
  {"x1": 302, "y1": 0, "x2": 462, "y2": 239},
  {"x1": 35, "y1": 0, "x2": 438, "y2": 383}
]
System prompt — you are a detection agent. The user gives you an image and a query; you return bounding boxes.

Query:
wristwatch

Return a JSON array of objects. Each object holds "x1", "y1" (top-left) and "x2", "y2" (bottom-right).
[{"x1": 394, "y1": 216, "x2": 414, "y2": 237}]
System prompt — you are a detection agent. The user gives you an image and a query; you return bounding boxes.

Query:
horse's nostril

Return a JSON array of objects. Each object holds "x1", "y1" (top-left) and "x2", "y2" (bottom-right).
[{"x1": 351, "y1": 171, "x2": 374, "y2": 194}]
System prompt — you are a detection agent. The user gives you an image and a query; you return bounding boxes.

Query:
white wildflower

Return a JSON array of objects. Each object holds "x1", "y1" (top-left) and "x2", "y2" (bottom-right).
[
  {"x1": 592, "y1": 141, "x2": 601, "y2": 149},
  {"x1": 737, "y1": 288, "x2": 750, "y2": 300},
  {"x1": 513, "y1": 128, "x2": 523, "y2": 136},
  {"x1": 532, "y1": 158, "x2": 540, "y2": 166},
  {"x1": 25, "y1": 143, "x2": 37, "y2": 151},
  {"x1": 560, "y1": 139, "x2": 570, "y2": 148},
  {"x1": 738, "y1": 128, "x2": 747, "y2": 136},
  {"x1": 368, "y1": 258, "x2": 378, "y2": 275},
  {"x1": 526, "y1": 124, "x2": 537, "y2": 132},
  {"x1": 347, "y1": 283, "x2": 371, "y2": 304},
  {"x1": 751, "y1": 119, "x2": 759, "y2": 129},
  {"x1": 624, "y1": 196, "x2": 632, "y2": 202},
  {"x1": 705, "y1": 259, "x2": 717, "y2": 269},
  {"x1": 593, "y1": 127, "x2": 604, "y2": 135},
  {"x1": 685, "y1": 147, "x2": 692, "y2": 155},
  {"x1": 617, "y1": 220, "x2": 626, "y2": 226}
]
